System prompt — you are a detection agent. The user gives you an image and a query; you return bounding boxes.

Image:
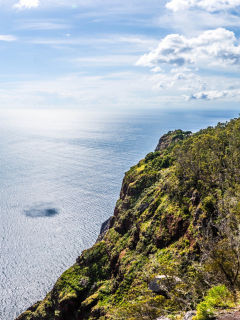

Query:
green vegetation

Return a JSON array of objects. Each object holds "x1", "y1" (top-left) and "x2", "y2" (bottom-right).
[
  {"x1": 194, "y1": 285, "x2": 235, "y2": 320},
  {"x1": 17, "y1": 117, "x2": 240, "y2": 320}
]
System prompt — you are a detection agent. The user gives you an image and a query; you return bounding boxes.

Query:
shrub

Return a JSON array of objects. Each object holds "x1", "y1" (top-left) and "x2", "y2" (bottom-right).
[
  {"x1": 145, "y1": 152, "x2": 160, "y2": 162},
  {"x1": 172, "y1": 133, "x2": 184, "y2": 141},
  {"x1": 193, "y1": 285, "x2": 234, "y2": 320},
  {"x1": 202, "y1": 196, "x2": 216, "y2": 213}
]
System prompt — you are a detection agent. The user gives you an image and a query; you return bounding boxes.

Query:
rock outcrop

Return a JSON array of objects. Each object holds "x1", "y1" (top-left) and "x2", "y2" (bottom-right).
[
  {"x1": 148, "y1": 275, "x2": 182, "y2": 297},
  {"x1": 95, "y1": 217, "x2": 112, "y2": 243},
  {"x1": 183, "y1": 311, "x2": 196, "y2": 320},
  {"x1": 155, "y1": 130, "x2": 192, "y2": 152}
]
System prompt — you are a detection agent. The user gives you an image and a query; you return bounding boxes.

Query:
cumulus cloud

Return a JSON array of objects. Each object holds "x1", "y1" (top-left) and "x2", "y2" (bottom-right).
[
  {"x1": 149, "y1": 70, "x2": 206, "y2": 92},
  {"x1": 136, "y1": 28, "x2": 240, "y2": 68},
  {"x1": 153, "y1": 81, "x2": 169, "y2": 90},
  {"x1": 166, "y1": 0, "x2": 240, "y2": 12},
  {"x1": 136, "y1": 27, "x2": 240, "y2": 102},
  {"x1": 166, "y1": 0, "x2": 196, "y2": 12},
  {"x1": 173, "y1": 72, "x2": 188, "y2": 80},
  {"x1": 183, "y1": 89, "x2": 240, "y2": 101},
  {"x1": 13, "y1": 0, "x2": 40, "y2": 9}
]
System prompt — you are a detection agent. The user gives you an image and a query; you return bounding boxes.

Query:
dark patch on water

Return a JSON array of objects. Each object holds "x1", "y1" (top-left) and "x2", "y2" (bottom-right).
[{"x1": 24, "y1": 203, "x2": 59, "y2": 218}]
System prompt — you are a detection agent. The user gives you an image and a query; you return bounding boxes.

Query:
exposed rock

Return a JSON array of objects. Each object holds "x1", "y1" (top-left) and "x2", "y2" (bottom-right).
[
  {"x1": 156, "y1": 216, "x2": 189, "y2": 249},
  {"x1": 218, "y1": 310, "x2": 240, "y2": 319},
  {"x1": 193, "y1": 205, "x2": 202, "y2": 226},
  {"x1": 190, "y1": 191, "x2": 200, "y2": 206},
  {"x1": 26, "y1": 301, "x2": 41, "y2": 312},
  {"x1": 80, "y1": 278, "x2": 88, "y2": 287},
  {"x1": 91, "y1": 282, "x2": 97, "y2": 290},
  {"x1": 139, "y1": 202, "x2": 150, "y2": 213},
  {"x1": 155, "y1": 130, "x2": 192, "y2": 152},
  {"x1": 184, "y1": 311, "x2": 196, "y2": 320},
  {"x1": 155, "y1": 134, "x2": 173, "y2": 152},
  {"x1": 95, "y1": 217, "x2": 112, "y2": 243},
  {"x1": 148, "y1": 275, "x2": 182, "y2": 297},
  {"x1": 90, "y1": 307, "x2": 105, "y2": 318},
  {"x1": 139, "y1": 199, "x2": 154, "y2": 214}
]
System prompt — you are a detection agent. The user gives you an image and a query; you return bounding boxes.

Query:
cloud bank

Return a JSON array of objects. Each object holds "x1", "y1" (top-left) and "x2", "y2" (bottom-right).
[
  {"x1": 166, "y1": 0, "x2": 240, "y2": 12},
  {"x1": 184, "y1": 89, "x2": 240, "y2": 101}
]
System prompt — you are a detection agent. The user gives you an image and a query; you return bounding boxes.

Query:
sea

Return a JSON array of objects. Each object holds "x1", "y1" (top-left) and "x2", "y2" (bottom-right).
[{"x1": 0, "y1": 108, "x2": 237, "y2": 319}]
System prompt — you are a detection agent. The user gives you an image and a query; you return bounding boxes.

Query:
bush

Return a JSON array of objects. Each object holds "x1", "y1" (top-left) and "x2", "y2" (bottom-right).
[
  {"x1": 202, "y1": 196, "x2": 216, "y2": 213},
  {"x1": 193, "y1": 285, "x2": 234, "y2": 320},
  {"x1": 172, "y1": 133, "x2": 184, "y2": 141},
  {"x1": 161, "y1": 155, "x2": 171, "y2": 168},
  {"x1": 145, "y1": 152, "x2": 160, "y2": 162}
]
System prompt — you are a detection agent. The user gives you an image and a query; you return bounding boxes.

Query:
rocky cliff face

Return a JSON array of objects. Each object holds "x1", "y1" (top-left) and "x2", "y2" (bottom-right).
[
  {"x1": 155, "y1": 129, "x2": 192, "y2": 152},
  {"x1": 16, "y1": 119, "x2": 240, "y2": 320}
]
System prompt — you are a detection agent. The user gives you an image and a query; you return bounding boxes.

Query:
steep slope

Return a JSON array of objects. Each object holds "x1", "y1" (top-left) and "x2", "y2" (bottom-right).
[{"x1": 17, "y1": 117, "x2": 240, "y2": 320}]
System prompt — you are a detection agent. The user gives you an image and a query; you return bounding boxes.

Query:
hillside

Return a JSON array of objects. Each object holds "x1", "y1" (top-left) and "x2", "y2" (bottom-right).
[{"x1": 17, "y1": 117, "x2": 240, "y2": 320}]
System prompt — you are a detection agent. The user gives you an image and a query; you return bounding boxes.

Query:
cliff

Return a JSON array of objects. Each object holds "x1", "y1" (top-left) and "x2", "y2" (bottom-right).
[
  {"x1": 154, "y1": 129, "x2": 192, "y2": 152},
  {"x1": 17, "y1": 117, "x2": 240, "y2": 320}
]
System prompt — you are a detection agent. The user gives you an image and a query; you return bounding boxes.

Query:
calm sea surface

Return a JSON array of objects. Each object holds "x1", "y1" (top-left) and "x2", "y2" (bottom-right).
[{"x1": 0, "y1": 108, "x2": 237, "y2": 319}]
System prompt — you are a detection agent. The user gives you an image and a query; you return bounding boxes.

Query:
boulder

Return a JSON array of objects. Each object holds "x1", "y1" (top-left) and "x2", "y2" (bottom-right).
[
  {"x1": 139, "y1": 203, "x2": 149, "y2": 213},
  {"x1": 148, "y1": 275, "x2": 182, "y2": 297},
  {"x1": 80, "y1": 278, "x2": 88, "y2": 287},
  {"x1": 184, "y1": 311, "x2": 196, "y2": 320}
]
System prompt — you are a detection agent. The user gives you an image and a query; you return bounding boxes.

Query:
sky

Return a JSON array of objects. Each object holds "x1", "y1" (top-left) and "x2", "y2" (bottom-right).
[{"x1": 1, "y1": 0, "x2": 240, "y2": 110}]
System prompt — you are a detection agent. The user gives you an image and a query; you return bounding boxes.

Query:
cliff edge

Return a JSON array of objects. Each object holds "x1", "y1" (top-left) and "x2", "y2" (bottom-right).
[{"x1": 16, "y1": 118, "x2": 240, "y2": 320}]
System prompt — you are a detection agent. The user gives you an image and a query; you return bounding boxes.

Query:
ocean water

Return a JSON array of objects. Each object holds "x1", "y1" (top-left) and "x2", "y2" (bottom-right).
[{"x1": 0, "y1": 108, "x2": 237, "y2": 319}]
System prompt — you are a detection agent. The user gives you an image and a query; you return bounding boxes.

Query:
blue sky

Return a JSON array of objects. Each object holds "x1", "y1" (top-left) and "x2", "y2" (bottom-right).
[{"x1": 1, "y1": 0, "x2": 240, "y2": 109}]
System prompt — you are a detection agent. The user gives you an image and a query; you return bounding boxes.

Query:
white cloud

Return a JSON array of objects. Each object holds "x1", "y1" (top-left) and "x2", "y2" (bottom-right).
[
  {"x1": 136, "y1": 28, "x2": 240, "y2": 101},
  {"x1": 0, "y1": 70, "x2": 185, "y2": 109},
  {"x1": 149, "y1": 69, "x2": 206, "y2": 91},
  {"x1": 166, "y1": 0, "x2": 240, "y2": 12},
  {"x1": 166, "y1": 0, "x2": 196, "y2": 12},
  {"x1": 157, "y1": 8, "x2": 240, "y2": 39},
  {"x1": 150, "y1": 66, "x2": 163, "y2": 73},
  {"x1": 136, "y1": 28, "x2": 240, "y2": 68},
  {"x1": 171, "y1": 66, "x2": 192, "y2": 73},
  {"x1": 0, "y1": 35, "x2": 16, "y2": 41},
  {"x1": 183, "y1": 89, "x2": 240, "y2": 101},
  {"x1": 13, "y1": 0, "x2": 40, "y2": 9},
  {"x1": 153, "y1": 80, "x2": 175, "y2": 90}
]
